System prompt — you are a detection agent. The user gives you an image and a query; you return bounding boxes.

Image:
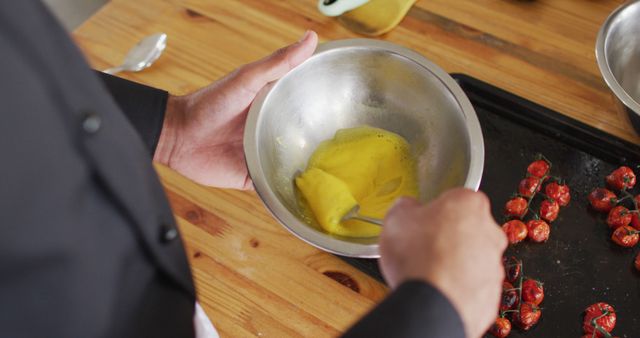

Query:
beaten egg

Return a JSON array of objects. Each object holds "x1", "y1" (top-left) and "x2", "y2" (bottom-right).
[{"x1": 295, "y1": 126, "x2": 418, "y2": 237}]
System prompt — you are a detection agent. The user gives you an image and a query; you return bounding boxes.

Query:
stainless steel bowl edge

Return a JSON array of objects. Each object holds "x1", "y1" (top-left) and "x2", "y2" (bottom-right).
[{"x1": 596, "y1": 0, "x2": 640, "y2": 122}]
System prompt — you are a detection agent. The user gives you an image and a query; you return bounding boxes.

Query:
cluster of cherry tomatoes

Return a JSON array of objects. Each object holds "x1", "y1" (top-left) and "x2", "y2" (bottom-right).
[
  {"x1": 588, "y1": 166, "x2": 640, "y2": 271},
  {"x1": 502, "y1": 157, "x2": 571, "y2": 244},
  {"x1": 488, "y1": 257, "x2": 544, "y2": 337},
  {"x1": 581, "y1": 302, "x2": 617, "y2": 338}
]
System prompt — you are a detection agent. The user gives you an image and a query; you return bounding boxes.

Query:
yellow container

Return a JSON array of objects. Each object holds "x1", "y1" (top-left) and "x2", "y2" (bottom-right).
[{"x1": 319, "y1": 0, "x2": 417, "y2": 36}]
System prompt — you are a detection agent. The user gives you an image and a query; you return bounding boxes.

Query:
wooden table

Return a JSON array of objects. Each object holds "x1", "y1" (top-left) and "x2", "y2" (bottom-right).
[{"x1": 73, "y1": 0, "x2": 634, "y2": 336}]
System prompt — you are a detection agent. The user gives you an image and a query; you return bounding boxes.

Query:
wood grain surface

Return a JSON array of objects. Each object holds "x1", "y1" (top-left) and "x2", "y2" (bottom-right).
[{"x1": 72, "y1": 0, "x2": 635, "y2": 336}]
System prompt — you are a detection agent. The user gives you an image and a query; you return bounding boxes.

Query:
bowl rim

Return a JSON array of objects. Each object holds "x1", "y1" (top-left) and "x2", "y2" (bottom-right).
[
  {"x1": 595, "y1": 0, "x2": 640, "y2": 114},
  {"x1": 244, "y1": 38, "x2": 485, "y2": 258}
]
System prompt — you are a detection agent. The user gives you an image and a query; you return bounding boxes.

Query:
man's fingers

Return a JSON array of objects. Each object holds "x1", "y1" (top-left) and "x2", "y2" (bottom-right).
[
  {"x1": 238, "y1": 30, "x2": 318, "y2": 94},
  {"x1": 384, "y1": 197, "x2": 421, "y2": 227},
  {"x1": 242, "y1": 175, "x2": 255, "y2": 191}
]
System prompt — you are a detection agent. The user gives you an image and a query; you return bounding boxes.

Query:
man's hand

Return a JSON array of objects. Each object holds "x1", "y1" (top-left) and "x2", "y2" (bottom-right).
[
  {"x1": 154, "y1": 31, "x2": 318, "y2": 190},
  {"x1": 380, "y1": 189, "x2": 508, "y2": 338}
]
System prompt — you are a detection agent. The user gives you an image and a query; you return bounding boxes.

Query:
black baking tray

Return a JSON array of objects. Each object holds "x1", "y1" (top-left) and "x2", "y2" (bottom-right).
[{"x1": 339, "y1": 74, "x2": 640, "y2": 337}]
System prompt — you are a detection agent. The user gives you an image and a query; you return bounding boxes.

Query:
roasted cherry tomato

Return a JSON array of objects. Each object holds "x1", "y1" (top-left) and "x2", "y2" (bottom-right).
[
  {"x1": 527, "y1": 159, "x2": 550, "y2": 178},
  {"x1": 630, "y1": 213, "x2": 640, "y2": 230},
  {"x1": 526, "y1": 219, "x2": 550, "y2": 243},
  {"x1": 606, "y1": 166, "x2": 636, "y2": 190},
  {"x1": 522, "y1": 279, "x2": 544, "y2": 305},
  {"x1": 505, "y1": 197, "x2": 528, "y2": 218},
  {"x1": 488, "y1": 317, "x2": 512, "y2": 338},
  {"x1": 583, "y1": 302, "x2": 616, "y2": 337},
  {"x1": 632, "y1": 195, "x2": 640, "y2": 230},
  {"x1": 606, "y1": 206, "x2": 632, "y2": 229},
  {"x1": 588, "y1": 188, "x2": 617, "y2": 213},
  {"x1": 502, "y1": 220, "x2": 528, "y2": 244},
  {"x1": 545, "y1": 181, "x2": 571, "y2": 206},
  {"x1": 500, "y1": 281, "x2": 519, "y2": 312},
  {"x1": 540, "y1": 199, "x2": 560, "y2": 222},
  {"x1": 503, "y1": 256, "x2": 522, "y2": 284},
  {"x1": 519, "y1": 177, "x2": 542, "y2": 199},
  {"x1": 635, "y1": 252, "x2": 640, "y2": 272},
  {"x1": 611, "y1": 225, "x2": 639, "y2": 247},
  {"x1": 513, "y1": 302, "x2": 542, "y2": 331}
]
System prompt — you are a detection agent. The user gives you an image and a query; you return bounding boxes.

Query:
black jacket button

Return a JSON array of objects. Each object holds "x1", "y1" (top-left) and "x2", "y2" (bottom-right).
[
  {"x1": 81, "y1": 112, "x2": 102, "y2": 133},
  {"x1": 160, "y1": 224, "x2": 178, "y2": 243}
]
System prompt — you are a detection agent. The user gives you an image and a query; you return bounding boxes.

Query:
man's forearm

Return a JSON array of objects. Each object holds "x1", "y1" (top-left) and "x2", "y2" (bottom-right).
[
  {"x1": 343, "y1": 280, "x2": 466, "y2": 338},
  {"x1": 96, "y1": 71, "x2": 168, "y2": 154},
  {"x1": 153, "y1": 94, "x2": 188, "y2": 165}
]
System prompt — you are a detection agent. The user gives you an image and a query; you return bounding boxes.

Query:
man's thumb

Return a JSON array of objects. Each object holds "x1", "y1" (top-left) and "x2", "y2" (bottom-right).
[{"x1": 238, "y1": 30, "x2": 318, "y2": 94}]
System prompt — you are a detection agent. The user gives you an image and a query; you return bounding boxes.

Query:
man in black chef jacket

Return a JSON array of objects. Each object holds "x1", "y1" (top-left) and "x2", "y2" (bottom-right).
[{"x1": 0, "y1": 2, "x2": 507, "y2": 338}]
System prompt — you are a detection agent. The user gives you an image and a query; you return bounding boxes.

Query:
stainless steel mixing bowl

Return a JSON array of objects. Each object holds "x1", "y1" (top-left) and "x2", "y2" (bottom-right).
[
  {"x1": 596, "y1": 0, "x2": 640, "y2": 132},
  {"x1": 244, "y1": 39, "x2": 484, "y2": 257}
]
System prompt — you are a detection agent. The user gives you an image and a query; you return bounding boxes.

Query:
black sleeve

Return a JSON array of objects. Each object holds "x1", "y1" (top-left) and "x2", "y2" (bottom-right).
[
  {"x1": 343, "y1": 280, "x2": 466, "y2": 338},
  {"x1": 96, "y1": 71, "x2": 168, "y2": 154}
]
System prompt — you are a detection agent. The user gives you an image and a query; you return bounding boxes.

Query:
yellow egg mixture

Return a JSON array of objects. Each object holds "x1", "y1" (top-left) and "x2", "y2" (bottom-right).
[{"x1": 295, "y1": 126, "x2": 418, "y2": 237}]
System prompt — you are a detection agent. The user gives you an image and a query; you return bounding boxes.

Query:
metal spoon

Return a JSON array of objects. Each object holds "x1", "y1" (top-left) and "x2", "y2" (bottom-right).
[
  {"x1": 341, "y1": 205, "x2": 383, "y2": 226},
  {"x1": 103, "y1": 33, "x2": 167, "y2": 75}
]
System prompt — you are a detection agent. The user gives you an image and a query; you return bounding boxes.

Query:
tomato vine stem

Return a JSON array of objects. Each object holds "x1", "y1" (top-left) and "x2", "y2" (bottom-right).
[{"x1": 589, "y1": 309, "x2": 613, "y2": 338}]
